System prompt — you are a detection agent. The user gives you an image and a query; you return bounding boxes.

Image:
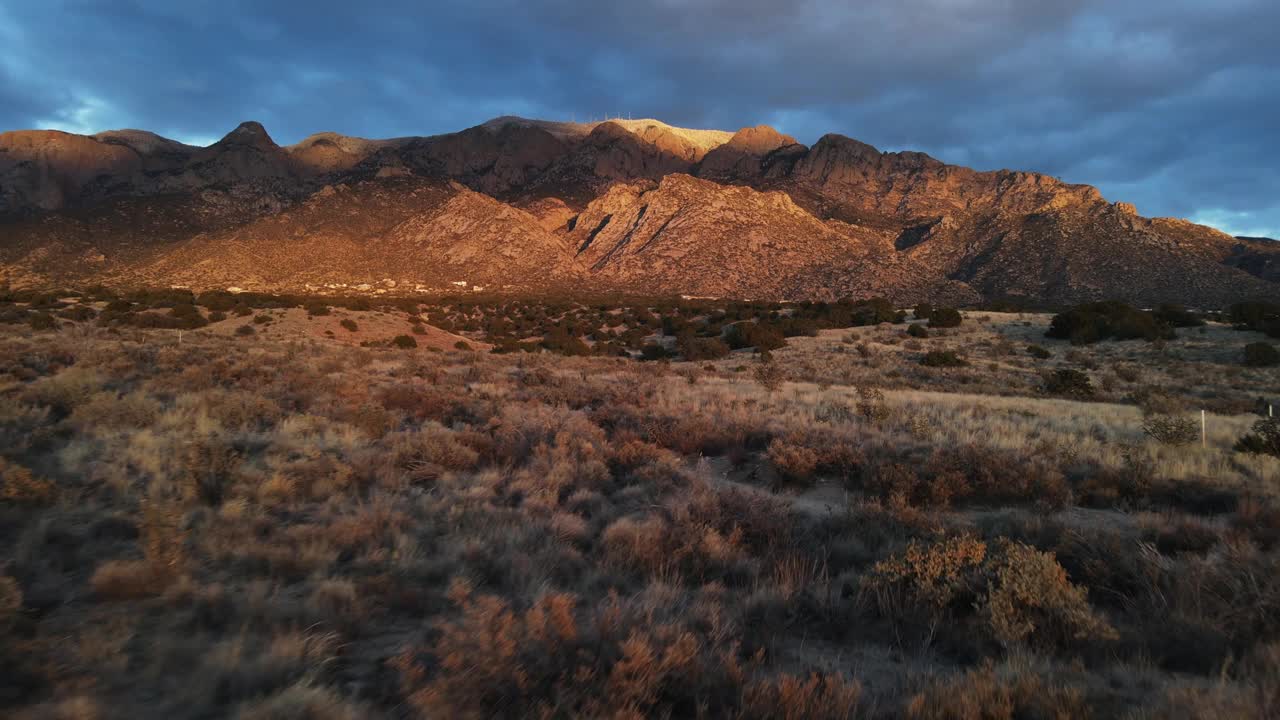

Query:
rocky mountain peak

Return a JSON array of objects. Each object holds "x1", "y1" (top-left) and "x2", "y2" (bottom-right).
[
  {"x1": 216, "y1": 121, "x2": 277, "y2": 149},
  {"x1": 726, "y1": 125, "x2": 798, "y2": 152}
]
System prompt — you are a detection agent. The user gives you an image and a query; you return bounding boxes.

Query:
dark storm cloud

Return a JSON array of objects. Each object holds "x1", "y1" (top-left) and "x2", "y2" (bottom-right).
[{"x1": 2, "y1": 0, "x2": 1277, "y2": 235}]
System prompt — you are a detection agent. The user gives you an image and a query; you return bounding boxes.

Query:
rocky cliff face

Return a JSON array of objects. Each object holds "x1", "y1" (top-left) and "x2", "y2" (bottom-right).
[{"x1": 1, "y1": 115, "x2": 1276, "y2": 306}]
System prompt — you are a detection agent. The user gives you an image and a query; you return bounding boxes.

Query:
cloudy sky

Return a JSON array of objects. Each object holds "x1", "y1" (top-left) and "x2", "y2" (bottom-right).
[{"x1": 2, "y1": 0, "x2": 1277, "y2": 237}]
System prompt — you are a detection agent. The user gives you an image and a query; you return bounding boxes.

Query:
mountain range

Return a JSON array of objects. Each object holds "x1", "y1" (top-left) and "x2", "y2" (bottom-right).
[{"x1": 2, "y1": 115, "x2": 1277, "y2": 306}]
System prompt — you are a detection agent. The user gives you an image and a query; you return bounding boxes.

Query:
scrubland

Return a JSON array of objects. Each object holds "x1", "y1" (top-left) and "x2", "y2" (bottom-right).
[{"x1": 1, "y1": 292, "x2": 1279, "y2": 719}]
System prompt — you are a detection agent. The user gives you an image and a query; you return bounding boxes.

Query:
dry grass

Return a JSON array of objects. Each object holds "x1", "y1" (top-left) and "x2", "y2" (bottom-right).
[{"x1": 0, "y1": 300, "x2": 1277, "y2": 717}]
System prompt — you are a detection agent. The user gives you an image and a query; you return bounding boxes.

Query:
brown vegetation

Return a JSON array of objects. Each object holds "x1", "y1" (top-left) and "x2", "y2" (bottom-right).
[{"x1": 0, "y1": 297, "x2": 1277, "y2": 717}]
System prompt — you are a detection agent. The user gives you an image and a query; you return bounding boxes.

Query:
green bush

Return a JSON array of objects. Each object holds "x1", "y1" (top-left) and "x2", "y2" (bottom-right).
[
  {"x1": 340, "y1": 318, "x2": 358, "y2": 332},
  {"x1": 1142, "y1": 414, "x2": 1199, "y2": 446},
  {"x1": 1234, "y1": 418, "x2": 1280, "y2": 457},
  {"x1": 928, "y1": 307, "x2": 962, "y2": 328},
  {"x1": 1026, "y1": 344, "x2": 1052, "y2": 359},
  {"x1": 1046, "y1": 301, "x2": 1174, "y2": 344},
  {"x1": 1153, "y1": 304, "x2": 1204, "y2": 328},
  {"x1": 306, "y1": 302, "x2": 331, "y2": 316},
  {"x1": 392, "y1": 335, "x2": 418, "y2": 349},
  {"x1": 169, "y1": 303, "x2": 203, "y2": 320},
  {"x1": 454, "y1": 341, "x2": 472, "y2": 351},
  {"x1": 907, "y1": 323, "x2": 929, "y2": 338},
  {"x1": 1044, "y1": 368, "x2": 1094, "y2": 398},
  {"x1": 640, "y1": 343, "x2": 672, "y2": 361},
  {"x1": 913, "y1": 303, "x2": 934, "y2": 320},
  {"x1": 677, "y1": 332, "x2": 730, "y2": 360},
  {"x1": 541, "y1": 328, "x2": 591, "y2": 356},
  {"x1": 850, "y1": 298, "x2": 903, "y2": 326},
  {"x1": 724, "y1": 322, "x2": 785, "y2": 351},
  {"x1": 1229, "y1": 301, "x2": 1280, "y2": 337},
  {"x1": 920, "y1": 350, "x2": 968, "y2": 367},
  {"x1": 1244, "y1": 342, "x2": 1280, "y2": 367},
  {"x1": 253, "y1": 314, "x2": 272, "y2": 325},
  {"x1": 235, "y1": 324, "x2": 256, "y2": 336}
]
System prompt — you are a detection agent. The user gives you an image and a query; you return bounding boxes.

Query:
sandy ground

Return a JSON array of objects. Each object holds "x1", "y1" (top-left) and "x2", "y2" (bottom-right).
[{"x1": 201, "y1": 307, "x2": 491, "y2": 352}]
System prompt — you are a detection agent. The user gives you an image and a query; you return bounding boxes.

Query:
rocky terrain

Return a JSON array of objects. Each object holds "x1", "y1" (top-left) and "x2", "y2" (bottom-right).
[{"x1": 2, "y1": 116, "x2": 1278, "y2": 306}]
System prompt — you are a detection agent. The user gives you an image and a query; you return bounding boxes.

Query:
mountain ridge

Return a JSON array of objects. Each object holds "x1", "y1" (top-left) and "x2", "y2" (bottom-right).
[{"x1": 1, "y1": 116, "x2": 1277, "y2": 306}]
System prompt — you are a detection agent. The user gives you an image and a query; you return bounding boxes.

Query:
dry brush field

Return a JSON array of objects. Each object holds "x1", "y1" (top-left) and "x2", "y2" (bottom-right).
[{"x1": 1, "y1": 293, "x2": 1279, "y2": 719}]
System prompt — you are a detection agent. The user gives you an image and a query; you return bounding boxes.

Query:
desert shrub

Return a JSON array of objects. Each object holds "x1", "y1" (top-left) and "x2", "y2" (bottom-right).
[
  {"x1": 253, "y1": 314, "x2": 272, "y2": 325},
  {"x1": 169, "y1": 303, "x2": 204, "y2": 320},
  {"x1": 1235, "y1": 418, "x2": 1280, "y2": 458},
  {"x1": 235, "y1": 324, "x2": 256, "y2": 336},
  {"x1": 305, "y1": 302, "x2": 331, "y2": 316},
  {"x1": 0, "y1": 458, "x2": 56, "y2": 505},
  {"x1": 904, "y1": 665, "x2": 1089, "y2": 720},
  {"x1": 339, "y1": 318, "x2": 358, "y2": 332},
  {"x1": 91, "y1": 559, "x2": 161, "y2": 600},
  {"x1": 920, "y1": 350, "x2": 967, "y2": 368},
  {"x1": 1026, "y1": 344, "x2": 1051, "y2": 359},
  {"x1": 22, "y1": 367, "x2": 101, "y2": 415},
  {"x1": 541, "y1": 327, "x2": 591, "y2": 356},
  {"x1": 27, "y1": 312, "x2": 57, "y2": 330},
  {"x1": 207, "y1": 310, "x2": 227, "y2": 322},
  {"x1": 1229, "y1": 300, "x2": 1280, "y2": 336},
  {"x1": 1130, "y1": 387, "x2": 1185, "y2": 416},
  {"x1": 913, "y1": 303, "x2": 933, "y2": 320},
  {"x1": 70, "y1": 391, "x2": 161, "y2": 430},
  {"x1": 393, "y1": 581, "x2": 761, "y2": 718},
  {"x1": 741, "y1": 674, "x2": 863, "y2": 720},
  {"x1": 392, "y1": 335, "x2": 418, "y2": 349},
  {"x1": 640, "y1": 343, "x2": 672, "y2": 361},
  {"x1": 725, "y1": 321, "x2": 786, "y2": 351},
  {"x1": 854, "y1": 386, "x2": 891, "y2": 423},
  {"x1": 1046, "y1": 301, "x2": 1173, "y2": 344},
  {"x1": 753, "y1": 359, "x2": 785, "y2": 391},
  {"x1": 387, "y1": 426, "x2": 481, "y2": 483},
  {"x1": 850, "y1": 297, "x2": 903, "y2": 325},
  {"x1": 863, "y1": 536, "x2": 987, "y2": 625},
  {"x1": 865, "y1": 446, "x2": 1068, "y2": 510},
  {"x1": 1153, "y1": 303, "x2": 1204, "y2": 328},
  {"x1": 980, "y1": 541, "x2": 1117, "y2": 650},
  {"x1": 864, "y1": 537, "x2": 1114, "y2": 654},
  {"x1": 767, "y1": 436, "x2": 820, "y2": 485},
  {"x1": 677, "y1": 332, "x2": 730, "y2": 360},
  {"x1": 1043, "y1": 368, "x2": 1093, "y2": 398},
  {"x1": 907, "y1": 323, "x2": 929, "y2": 338},
  {"x1": 58, "y1": 305, "x2": 96, "y2": 321},
  {"x1": 928, "y1": 307, "x2": 962, "y2": 328},
  {"x1": 1142, "y1": 414, "x2": 1199, "y2": 446},
  {"x1": 1244, "y1": 342, "x2": 1280, "y2": 367}
]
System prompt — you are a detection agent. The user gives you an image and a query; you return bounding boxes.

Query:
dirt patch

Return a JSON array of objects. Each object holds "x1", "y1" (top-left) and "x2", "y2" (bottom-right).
[{"x1": 202, "y1": 307, "x2": 489, "y2": 352}]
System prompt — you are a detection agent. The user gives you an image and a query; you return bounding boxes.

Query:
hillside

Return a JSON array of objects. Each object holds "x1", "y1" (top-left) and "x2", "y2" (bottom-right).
[{"x1": 2, "y1": 116, "x2": 1278, "y2": 306}]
